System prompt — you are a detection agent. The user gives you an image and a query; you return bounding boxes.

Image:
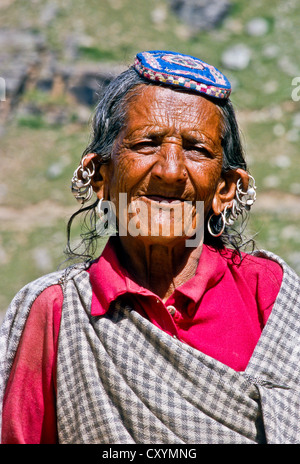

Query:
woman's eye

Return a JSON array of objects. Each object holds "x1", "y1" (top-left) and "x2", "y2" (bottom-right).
[
  {"x1": 132, "y1": 141, "x2": 158, "y2": 152},
  {"x1": 185, "y1": 145, "x2": 212, "y2": 158}
]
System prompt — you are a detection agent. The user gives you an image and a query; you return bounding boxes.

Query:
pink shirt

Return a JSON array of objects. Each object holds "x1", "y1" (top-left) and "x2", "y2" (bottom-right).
[{"x1": 1, "y1": 241, "x2": 283, "y2": 443}]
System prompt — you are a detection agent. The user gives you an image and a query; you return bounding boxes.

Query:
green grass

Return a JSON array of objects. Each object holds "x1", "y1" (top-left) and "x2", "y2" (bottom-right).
[
  {"x1": 0, "y1": 211, "x2": 109, "y2": 311},
  {"x1": 3, "y1": 0, "x2": 300, "y2": 110},
  {"x1": 249, "y1": 213, "x2": 300, "y2": 274},
  {"x1": 1, "y1": 122, "x2": 90, "y2": 207},
  {"x1": 0, "y1": 221, "x2": 67, "y2": 310}
]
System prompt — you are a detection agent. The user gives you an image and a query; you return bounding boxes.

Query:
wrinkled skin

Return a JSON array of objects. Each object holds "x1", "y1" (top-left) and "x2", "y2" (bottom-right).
[{"x1": 87, "y1": 85, "x2": 248, "y2": 300}]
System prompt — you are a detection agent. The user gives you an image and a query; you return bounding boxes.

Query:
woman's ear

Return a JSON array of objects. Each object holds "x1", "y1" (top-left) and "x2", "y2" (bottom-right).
[
  {"x1": 212, "y1": 168, "x2": 249, "y2": 215},
  {"x1": 82, "y1": 153, "x2": 110, "y2": 200}
]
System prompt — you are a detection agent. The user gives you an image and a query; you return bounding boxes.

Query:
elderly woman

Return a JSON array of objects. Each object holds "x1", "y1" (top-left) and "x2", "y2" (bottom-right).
[{"x1": 1, "y1": 50, "x2": 300, "y2": 444}]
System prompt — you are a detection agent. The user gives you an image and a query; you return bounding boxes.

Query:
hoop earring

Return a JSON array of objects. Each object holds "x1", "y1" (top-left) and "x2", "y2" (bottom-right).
[
  {"x1": 224, "y1": 203, "x2": 236, "y2": 226},
  {"x1": 207, "y1": 211, "x2": 226, "y2": 237},
  {"x1": 225, "y1": 175, "x2": 257, "y2": 226},
  {"x1": 71, "y1": 158, "x2": 95, "y2": 204},
  {"x1": 235, "y1": 175, "x2": 257, "y2": 208}
]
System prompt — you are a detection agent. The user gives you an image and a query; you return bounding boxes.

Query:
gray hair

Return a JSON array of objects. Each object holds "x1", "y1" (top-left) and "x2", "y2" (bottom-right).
[
  {"x1": 66, "y1": 67, "x2": 253, "y2": 263},
  {"x1": 82, "y1": 66, "x2": 247, "y2": 174}
]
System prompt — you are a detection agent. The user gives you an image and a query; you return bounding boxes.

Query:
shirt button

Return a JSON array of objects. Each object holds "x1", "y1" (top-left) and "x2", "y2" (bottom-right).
[{"x1": 167, "y1": 305, "x2": 176, "y2": 316}]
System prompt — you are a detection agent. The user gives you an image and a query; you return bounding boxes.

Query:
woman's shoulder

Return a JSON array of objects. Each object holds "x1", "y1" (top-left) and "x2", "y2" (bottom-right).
[
  {"x1": 0, "y1": 270, "x2": 66, "y2": 416},
  {"x1": 8, "y1": 262, "x2": 89, "y2": 310},
  {"x1": 11, "y1": 268, "x2": 66, "y2": 307},
  {"x1": 222, "y1": 247, "x2": 282, "y2": 275},
  {"x1": 220, "y1": 248, "x2": 287, "y2": 321},
  {"x1": 218, "y1": 247, "x2": 285, "y2": 293},
  {"x1": 2, "y1": 262, "x2": 91, "y2": 333},
  {"x1": 241, "y1": 250, "x2": 283, "y2": 281},
  {"x1": 1, "y1": 270, "x2": 65, "y2": 349}
]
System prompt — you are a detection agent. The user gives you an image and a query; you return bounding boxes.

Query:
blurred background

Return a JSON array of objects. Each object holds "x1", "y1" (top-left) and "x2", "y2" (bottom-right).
[{"x1": 1, "y1": 0, "x2": 300, "y2": 321}]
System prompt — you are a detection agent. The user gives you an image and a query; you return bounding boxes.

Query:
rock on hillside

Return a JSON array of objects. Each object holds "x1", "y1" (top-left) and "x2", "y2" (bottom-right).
[
  {"x1": 169, "y1": 0, "x2": 231, "y2": 31},
  {"x1": 0, "y1": 27, "x2": 125, "y2": 128}
]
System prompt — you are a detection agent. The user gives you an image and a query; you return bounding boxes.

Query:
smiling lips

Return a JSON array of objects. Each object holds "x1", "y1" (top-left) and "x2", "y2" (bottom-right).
[{"x1": 142, "y1": 195, "x2": 183, "y2": 204}]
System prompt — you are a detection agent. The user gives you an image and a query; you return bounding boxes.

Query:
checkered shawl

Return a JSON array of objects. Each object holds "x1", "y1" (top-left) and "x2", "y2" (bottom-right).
[{"x1": 1, "y1": 251, "x2": 300, "y2": 443}]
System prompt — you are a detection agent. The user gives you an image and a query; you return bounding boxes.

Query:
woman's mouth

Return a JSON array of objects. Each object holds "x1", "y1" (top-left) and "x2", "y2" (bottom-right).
[{"x1": 142, "y1": 195, "x2": 182, "y2": 204}]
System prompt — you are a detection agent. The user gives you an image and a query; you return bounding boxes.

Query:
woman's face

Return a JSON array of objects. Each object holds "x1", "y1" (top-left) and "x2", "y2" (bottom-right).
[{"x1": 101, "y1": 84, "x2": 225, "y2": 245}]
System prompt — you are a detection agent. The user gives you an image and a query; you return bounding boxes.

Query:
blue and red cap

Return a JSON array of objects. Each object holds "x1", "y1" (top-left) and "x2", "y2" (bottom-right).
[{"x1": 134, "y1": 50, "x2": 231, "y2": 99}]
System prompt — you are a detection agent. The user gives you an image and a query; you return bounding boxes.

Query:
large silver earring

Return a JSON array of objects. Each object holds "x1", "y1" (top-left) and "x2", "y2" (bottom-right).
[
  {"x1": 71, "y1": 158, "x2": 95, "y2": 204},
  {"x1": 225, "y1": 175, "x2": 257, "y2": 226},
  {"x1": 207, "y1": 211, "x2": 226, "y2": 237}
]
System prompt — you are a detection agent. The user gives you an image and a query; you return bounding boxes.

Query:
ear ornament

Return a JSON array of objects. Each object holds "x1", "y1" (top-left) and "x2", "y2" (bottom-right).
[{"x1": 71, "y1": 158, "x2": 95, "y2": 204}]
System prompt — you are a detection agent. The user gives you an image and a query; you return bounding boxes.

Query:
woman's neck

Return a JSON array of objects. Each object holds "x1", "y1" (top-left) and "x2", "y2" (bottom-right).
[{"x1": 117, "y1": 236, "x2": 203, "y2": 302}]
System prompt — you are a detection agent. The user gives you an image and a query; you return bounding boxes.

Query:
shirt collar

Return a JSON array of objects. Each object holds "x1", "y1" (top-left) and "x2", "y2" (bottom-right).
[
  {"x1": 88, "y1": 238, "x2": 228, "y2": 316},
  {"x1": 172, "y1": 245, "x2": 228, "y2": 304},
  {"x1": 89, "y1": 238, "x2": 154, "y2": 316}
]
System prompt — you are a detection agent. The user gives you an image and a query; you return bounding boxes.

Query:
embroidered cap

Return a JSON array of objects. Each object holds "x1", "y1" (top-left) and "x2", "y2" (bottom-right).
[{"x1": 134, "y1": 50, "x2": 231, "y2": 99}]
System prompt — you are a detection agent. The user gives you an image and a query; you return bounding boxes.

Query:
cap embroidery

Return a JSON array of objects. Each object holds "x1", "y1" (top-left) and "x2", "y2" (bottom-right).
[{"x1": 134, "y1": 50, "x2": 231, "y2": 100}]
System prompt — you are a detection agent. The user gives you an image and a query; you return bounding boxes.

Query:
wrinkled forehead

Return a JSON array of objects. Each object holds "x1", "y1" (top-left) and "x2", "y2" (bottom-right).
[{"x1": 123, "y1": 84, "x2": 223, "y2": 139}]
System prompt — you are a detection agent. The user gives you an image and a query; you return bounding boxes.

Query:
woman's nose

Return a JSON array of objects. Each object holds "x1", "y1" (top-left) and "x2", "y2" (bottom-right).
[{"x1": 151, "y1": 143, "x2": 187, "y2": 183}]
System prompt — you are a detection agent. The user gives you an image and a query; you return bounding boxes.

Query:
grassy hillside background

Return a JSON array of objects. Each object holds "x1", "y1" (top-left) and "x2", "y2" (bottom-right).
[{"x1": 1, "y1": 0, "x2": 300, "y2": 319}]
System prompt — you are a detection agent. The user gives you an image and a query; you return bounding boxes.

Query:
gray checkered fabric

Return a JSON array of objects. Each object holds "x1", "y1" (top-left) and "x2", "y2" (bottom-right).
[
  {"x1": 56, "y1": 268, "x2": 264, "y2": 444},
  {"x1": 0, "y1": 267, "x2": 67, "y2": 430},
  {"x1": 1, "y1": 250, "x2": 300, "y2": 443},
  {"x1": 244, "y1": 250, "x2": 300, "y2": 443},
  {"x1": 56, "y1": 250, "x2": 300, "y2": 444}
]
